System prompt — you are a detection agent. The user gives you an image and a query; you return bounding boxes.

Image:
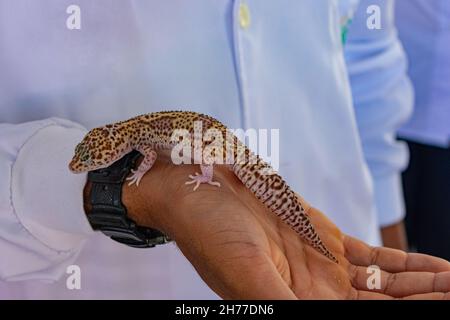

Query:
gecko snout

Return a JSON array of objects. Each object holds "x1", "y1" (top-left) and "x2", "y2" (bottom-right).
[{"x1": 68, "y1": 157, "x2": 82, "y2": 173}]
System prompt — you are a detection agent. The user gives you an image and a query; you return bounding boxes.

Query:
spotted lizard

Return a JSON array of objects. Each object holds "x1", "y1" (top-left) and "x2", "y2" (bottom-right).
[{"x1": 69, "y1": 111, "x2": 338, "y2": 263}]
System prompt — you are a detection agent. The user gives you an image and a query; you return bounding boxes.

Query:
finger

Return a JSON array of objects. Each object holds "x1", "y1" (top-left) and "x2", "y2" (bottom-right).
[
  {"x1": 400, "y1": 292, "x2": 450, "y2": 300},
  {"x1": 344, "y1": 235, "x2": 450, "y2": 273},
  {"x1": 355, "y1": 290, "x2": 450, "y2": 300},
  {"x1": 350, "y1": 289, "x2": 393, "y2": 300},
  {"x1": 349, "y1": 264, "x2": 450, "y2": 297}
]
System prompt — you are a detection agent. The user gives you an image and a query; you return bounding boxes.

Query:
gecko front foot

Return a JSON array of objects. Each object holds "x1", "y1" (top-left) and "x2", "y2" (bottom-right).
[
  {"x1": 126, "y1": 168, "x2": 146, "y2": 186},
  {"x1": 185, "y1": 172, "x2": 221, "y2": 191}
]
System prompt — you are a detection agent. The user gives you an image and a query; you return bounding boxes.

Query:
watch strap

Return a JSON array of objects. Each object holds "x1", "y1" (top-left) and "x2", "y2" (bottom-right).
[{"x1": 86, "y1": 150, "x2": 171, "y2": 248}]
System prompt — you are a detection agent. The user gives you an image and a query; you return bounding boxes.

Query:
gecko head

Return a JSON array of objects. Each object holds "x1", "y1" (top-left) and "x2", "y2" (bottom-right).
[
  {"x1": 69, "y1": 126, "x2": 127, "y2": 173},
  {"x1": 69, "y1": 140, "x2": 95, "y2": 173}
]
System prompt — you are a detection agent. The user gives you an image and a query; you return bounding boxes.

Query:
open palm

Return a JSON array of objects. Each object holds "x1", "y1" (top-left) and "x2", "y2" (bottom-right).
[{"x1": 126, "y1": 160, "x2": 450, "y2": 299}]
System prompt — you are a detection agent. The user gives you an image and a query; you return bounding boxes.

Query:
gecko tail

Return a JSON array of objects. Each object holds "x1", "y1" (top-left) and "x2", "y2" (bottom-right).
[
  {"x1": 290, "y1": 214, "x2": 339, "y2": 264},
  {"x1": 291, "y1": 221, "x2": 339, "y2": 264},
  {"x1": 290, "y1": 220, "x2": 339, "y2": 264},
  {"x1": 308, "y1": 238, "x2": 339, "y2": 264},
  {"x1": 231, "y1": 147, "x2": 339, "y2": 264},
  {"x1": 292, "y1": 199, "x2": 339, "y2": 264}
]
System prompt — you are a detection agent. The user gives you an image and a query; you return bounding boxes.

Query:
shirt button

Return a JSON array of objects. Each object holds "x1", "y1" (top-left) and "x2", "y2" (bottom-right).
[{"x1": 239, "y1": 3, "x2": 251, "y2": 29}]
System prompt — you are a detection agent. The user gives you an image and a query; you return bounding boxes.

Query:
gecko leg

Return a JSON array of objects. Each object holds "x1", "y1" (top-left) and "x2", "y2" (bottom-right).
[
  {"x1": 126, "y1": 146, "x2": 157, "y2": 186},
  {"x1": 185, "y1": 164, "x2": 221, "y2": 191}
]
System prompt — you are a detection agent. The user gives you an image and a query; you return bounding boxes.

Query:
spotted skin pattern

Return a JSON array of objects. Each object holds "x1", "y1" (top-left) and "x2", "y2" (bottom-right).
[{"x1": 69, "y1": 111, "x2": 338, "y2": 263}]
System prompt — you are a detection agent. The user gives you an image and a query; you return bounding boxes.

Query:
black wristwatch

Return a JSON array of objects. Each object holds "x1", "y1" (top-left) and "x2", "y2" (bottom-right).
[{"x1": 85, "y1": 150, "x2": 171, "y2": 248}]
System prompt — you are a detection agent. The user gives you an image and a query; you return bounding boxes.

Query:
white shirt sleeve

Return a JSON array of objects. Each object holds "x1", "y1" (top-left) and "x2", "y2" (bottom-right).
[
  {"x1": 345, "y1": 0, "x2": 414, "y2": 227},
  {"x1": 0, "y1": 117, "x2": 95, "y2": 281}
]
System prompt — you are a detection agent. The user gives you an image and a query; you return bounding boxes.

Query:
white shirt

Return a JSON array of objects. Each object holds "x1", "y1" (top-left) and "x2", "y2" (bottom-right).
[
  {"x1": 0, "y1": 0, "x2": 412, "y2": 298},
  {"x1": 396, "y1": 0, "x2": 450, "y2": 148}
]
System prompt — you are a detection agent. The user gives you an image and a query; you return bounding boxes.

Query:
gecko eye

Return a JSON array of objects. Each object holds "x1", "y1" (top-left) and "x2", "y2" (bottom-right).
[
  {"x1": 80, "y1": 153, "x2": 90, "y2": 162},
  {"x1": 75, "y1": 143, "x2": 87, "y2": 155}
]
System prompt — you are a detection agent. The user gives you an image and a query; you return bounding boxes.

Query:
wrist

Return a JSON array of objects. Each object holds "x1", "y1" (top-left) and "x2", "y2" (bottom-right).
[
  {"x1": 83, "y1": 181, "x2": 93, "y2": 215},
  {"x1": 82, "y1": 151, "x2": 172, "y2": 247},
  {"x1": 83, "y1": 176, "x2": 165, "y2": 231},
  {"x1": 122, "y1": 180, "x2": 162, "y2": 230},
  {"x1": 380, "y1": 220, "x2": 408, "y2": 251},
  {"x1": 121, "y1": 159, "x2": 181, "y2": 234},
  {"x1": 83, "y1": 157, "x2": 175, "y2": 236}
]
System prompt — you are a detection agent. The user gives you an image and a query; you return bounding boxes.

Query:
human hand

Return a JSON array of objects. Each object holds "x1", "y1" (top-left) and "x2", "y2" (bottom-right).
[{"x1": 116, "y1": 158, "x2": 450, "y2": 299}]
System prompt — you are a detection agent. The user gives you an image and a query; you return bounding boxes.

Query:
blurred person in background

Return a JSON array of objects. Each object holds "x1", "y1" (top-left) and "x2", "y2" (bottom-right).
[
  {"x1": 396, "y1": 0, "x2": 450, "y2": 260},
  {"x1": 2, "y1": 0, "x2": 443, "y2": 299}
]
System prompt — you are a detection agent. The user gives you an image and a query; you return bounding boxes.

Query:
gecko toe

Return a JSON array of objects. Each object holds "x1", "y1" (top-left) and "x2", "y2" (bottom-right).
[
  {"x1": 185, "y1": 174, "x2": 221, "y2": 191},
  {"x1": 192, "y1": 182, "x2": 201, "y2": 191},
  {"x1": 127, "y1": 170, "x2": 145, "y2": 187},
  {"x1": 208, "y1": 181, "x2": 221, "y2": 188}
]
